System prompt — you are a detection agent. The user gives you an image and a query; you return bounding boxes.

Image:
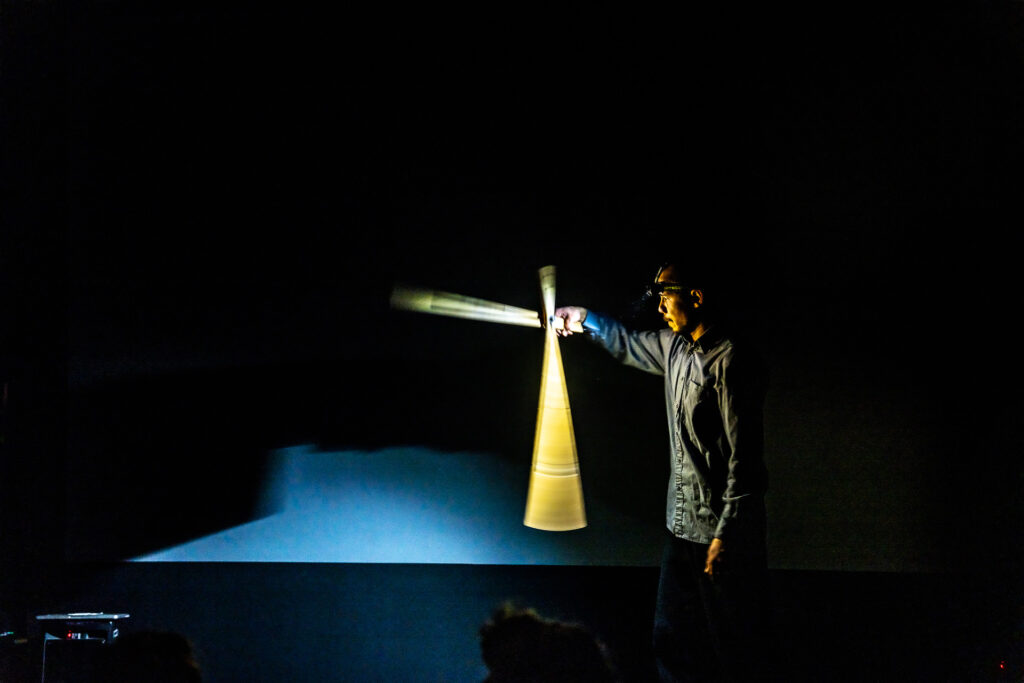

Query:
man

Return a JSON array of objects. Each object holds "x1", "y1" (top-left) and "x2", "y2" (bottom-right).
[{"x1": 553, "y1": 262, "x2": 773, "y2": 683}]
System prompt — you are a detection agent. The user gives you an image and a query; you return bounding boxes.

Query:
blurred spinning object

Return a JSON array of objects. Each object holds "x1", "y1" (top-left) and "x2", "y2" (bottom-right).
[{"x1": 390, "y1": 266, "x2": 587, "y2": 531}]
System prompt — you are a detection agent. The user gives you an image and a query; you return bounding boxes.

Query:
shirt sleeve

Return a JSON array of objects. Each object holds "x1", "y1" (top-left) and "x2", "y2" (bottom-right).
[
  {"x1": 584, "y1": 311, "x2": 668, "y2": 376},
  {"x1": 712, "y1": 347, "x2": 769, "y2": 542}
]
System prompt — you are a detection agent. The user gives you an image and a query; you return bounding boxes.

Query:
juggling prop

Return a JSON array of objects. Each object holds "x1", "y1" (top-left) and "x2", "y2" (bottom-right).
[{"x1": 390, "y1": 266, "x2": 586, "y2": 531}]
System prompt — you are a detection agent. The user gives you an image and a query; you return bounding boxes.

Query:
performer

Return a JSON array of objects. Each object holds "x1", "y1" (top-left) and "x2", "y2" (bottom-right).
[{"x1": 554, "y1": 261, "x2": 775, "y2": 683}]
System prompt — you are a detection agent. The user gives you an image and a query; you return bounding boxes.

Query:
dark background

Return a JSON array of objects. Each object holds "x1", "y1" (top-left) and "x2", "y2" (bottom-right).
[{"x1": 3, "y1": 0, "x2": 1023, "y2": 679}]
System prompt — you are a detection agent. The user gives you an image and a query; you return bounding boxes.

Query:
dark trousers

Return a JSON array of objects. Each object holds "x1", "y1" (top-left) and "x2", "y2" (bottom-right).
[{"x1": 653, "y1": 532, "x2": 775, "y2": 683}]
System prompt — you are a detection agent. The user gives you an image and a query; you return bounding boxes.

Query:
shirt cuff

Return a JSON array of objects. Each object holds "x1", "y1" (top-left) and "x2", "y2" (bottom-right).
[{"x1": 582, "y1": 310, "x2": 603, "y2": 334}]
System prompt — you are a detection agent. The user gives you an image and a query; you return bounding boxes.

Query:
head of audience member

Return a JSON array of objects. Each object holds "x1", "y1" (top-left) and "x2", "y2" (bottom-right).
[
  {"x1": 479, "y1": 604, "x2": 616, "y2": 683},
  {"x1": 95, "y1": 630, "x2": 202, "y2": 683}
]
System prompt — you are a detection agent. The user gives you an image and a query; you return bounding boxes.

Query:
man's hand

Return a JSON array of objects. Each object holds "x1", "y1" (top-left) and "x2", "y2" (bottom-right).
[
  {"x1": 553, "y1": 306, "x2": 588, "y2": 337},
  {"x1": 704, "y1": 538, "x2": 724, "y2": 578}
]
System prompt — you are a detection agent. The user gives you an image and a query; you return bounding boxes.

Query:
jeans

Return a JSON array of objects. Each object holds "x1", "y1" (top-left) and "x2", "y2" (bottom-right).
[{"x1": 653, "y1": 531, "x2": 775, "y2": 683}]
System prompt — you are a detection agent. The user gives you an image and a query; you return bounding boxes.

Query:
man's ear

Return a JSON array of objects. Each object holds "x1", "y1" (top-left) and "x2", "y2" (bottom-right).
[{"x1": 690, "y1": 289, "x2": 705, "y2": 308}]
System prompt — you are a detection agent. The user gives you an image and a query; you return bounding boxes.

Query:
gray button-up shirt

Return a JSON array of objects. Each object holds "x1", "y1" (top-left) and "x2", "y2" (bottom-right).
[{"x1": 584, "y1": 312, "x2": 768, "y2": 550}]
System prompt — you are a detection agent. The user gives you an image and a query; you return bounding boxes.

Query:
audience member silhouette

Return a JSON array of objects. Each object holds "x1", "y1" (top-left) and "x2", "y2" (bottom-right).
[
  {"x1": 92, "y1": 630, "x2": 202, "y2": 683},
  {"x1": 479, "y1": 604, "x2": 617, "y2": 683}
]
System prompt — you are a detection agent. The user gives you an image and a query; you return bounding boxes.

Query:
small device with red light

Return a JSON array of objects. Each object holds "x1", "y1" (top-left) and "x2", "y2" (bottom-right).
[
  {"x1": 35, "y1": 613, "x2": 130, "y2": 682},
  {"x1": 36, "y1": 612, "x2": 129, "y2": 644}
]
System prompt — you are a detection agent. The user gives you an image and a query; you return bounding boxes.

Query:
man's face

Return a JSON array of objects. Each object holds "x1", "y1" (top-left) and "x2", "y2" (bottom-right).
[{"x1": 656, "y1": 265, "x2": 695, "y2": 335}]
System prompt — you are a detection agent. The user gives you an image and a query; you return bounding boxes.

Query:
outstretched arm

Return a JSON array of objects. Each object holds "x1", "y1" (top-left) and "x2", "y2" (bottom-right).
[{"x1": 554, "y1": 307, "x2": 669, "y2": 376}]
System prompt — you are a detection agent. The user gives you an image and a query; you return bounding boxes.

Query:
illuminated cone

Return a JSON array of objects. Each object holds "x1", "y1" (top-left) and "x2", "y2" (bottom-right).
[{"x1": 523, "y1": 266, "x2": 586, "y2": 531}]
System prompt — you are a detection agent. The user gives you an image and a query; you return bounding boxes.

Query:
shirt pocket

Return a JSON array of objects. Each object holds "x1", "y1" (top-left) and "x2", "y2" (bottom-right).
[
  {"x1": 682, "y1": 378, "x2": 717, "y2": 442},
  {"x1": 680, "y1": 377, "x2": 705, "y2": 415}
]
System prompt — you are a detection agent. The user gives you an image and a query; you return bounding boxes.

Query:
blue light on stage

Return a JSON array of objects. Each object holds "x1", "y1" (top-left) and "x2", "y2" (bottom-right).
[{"x1": 132, "y1": 445, "x2": 662, "y2": 565}]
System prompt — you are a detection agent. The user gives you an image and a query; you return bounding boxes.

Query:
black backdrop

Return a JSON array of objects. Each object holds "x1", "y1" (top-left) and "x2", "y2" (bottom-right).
[{"x1": 4, "y1": 0, "x2": 1023, "y2": 581}]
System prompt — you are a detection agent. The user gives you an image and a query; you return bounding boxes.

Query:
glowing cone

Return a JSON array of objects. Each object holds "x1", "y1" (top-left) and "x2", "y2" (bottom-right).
[{"x1": 523, "y1": 266, "x2": 586, "y2": 531}]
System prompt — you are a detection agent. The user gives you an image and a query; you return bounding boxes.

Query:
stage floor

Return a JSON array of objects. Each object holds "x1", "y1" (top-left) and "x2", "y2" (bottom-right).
[{"x1": 2, "y1": 563, "x2": 1018, "y2": 682}]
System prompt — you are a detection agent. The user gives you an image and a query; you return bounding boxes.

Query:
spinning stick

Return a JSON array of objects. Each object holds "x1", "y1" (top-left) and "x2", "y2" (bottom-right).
[
  {"x1": 390, "y1": 266, "x2": 587, "y2": 531},
  {"x1": 389, "y1": 284, "x2": 584, "y2": 332}
]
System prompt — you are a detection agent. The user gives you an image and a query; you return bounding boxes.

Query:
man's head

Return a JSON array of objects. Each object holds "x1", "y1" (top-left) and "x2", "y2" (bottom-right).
[{"x1": 650, "y1": 262, "x2": 709, "y2": 338}]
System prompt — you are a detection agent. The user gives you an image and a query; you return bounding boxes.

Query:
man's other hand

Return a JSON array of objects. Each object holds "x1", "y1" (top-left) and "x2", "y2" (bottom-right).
[{"x1": 704, "y1": 538, "x2": 724, "y2": 578}]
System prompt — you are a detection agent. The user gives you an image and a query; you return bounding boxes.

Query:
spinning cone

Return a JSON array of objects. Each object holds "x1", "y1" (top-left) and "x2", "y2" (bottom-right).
[{"x1": 523, "y1": 266, "x2": 586, "y2": 531}]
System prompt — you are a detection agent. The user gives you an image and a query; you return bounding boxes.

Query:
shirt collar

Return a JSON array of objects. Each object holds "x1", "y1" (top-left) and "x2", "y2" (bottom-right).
[{"x1": 686, "y1": 324, "x2": 724, "y2": 353}]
